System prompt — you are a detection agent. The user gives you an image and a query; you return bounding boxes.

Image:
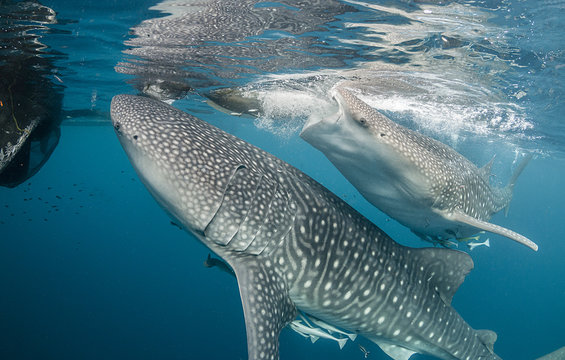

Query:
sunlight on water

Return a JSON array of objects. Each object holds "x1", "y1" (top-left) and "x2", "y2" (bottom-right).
[
  {"x1": 204, "y1": 66, "x2": 535, "y2": 154},
  {"x1": 116, "y1": 0, "x2": 551, "y2": 155},
  {"x1": 254, "y1": 90, "x2": 335, "y2": 138}
]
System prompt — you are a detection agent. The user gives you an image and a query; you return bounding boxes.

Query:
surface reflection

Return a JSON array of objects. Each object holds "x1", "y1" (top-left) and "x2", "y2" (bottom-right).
[{"x1": 0, "y1": 0, "x2": 65, "y2": 187}]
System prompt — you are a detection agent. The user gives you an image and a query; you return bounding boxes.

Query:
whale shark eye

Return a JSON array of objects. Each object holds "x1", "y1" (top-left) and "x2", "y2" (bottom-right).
[{"x1": 357, "y1": 117, "x2": 368, "y2": 127}]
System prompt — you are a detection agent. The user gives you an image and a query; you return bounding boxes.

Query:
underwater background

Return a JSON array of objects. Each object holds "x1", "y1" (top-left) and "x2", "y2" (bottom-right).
[{"x1": 1, "y1": 0, "x2": 564, "y2": 359}]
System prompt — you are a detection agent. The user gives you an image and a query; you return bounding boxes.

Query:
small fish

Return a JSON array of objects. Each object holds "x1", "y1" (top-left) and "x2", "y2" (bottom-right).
[
  {"x1": 203, "y1": 253, "x2": 235, "y2": 277},
  {"x1": 53, "y1": 75, "x2": 63, "y2": 83},
  {"x1": 289, "y1": 320, "x2": 348, "y2": 349},
  {"x1": 289, "y1": 321, "x2": 320, "y2": 343},
  {"x1": 170, "y1": 220, "x2": 183, "y2": 230},
  {"x1": 308, "y1": 316, "x2": 357, "y2": 341},
  {"x1": 359, "y1": 344, "x2": 370, "y2": 358},
  {"x1": 458, "y1": 235, "x2": 481, "y2": 243},
  {"x1": 468, "y1": 238, "x2": 490, "y2": 251}
]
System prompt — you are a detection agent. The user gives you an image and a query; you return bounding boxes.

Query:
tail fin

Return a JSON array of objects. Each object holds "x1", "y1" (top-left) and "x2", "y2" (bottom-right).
[
  {"x1": 508, "y1": 154, "x2": 533, "y2": 189},
  {"x1": 347, "y1": 333, "x2": 358, "y2": 341},
  {"x1": 504, "y1": 153, "x2": 533, "y2": 216},
  {"x1": 337, "y1": 337, "x2": 348, "y2": 349}
]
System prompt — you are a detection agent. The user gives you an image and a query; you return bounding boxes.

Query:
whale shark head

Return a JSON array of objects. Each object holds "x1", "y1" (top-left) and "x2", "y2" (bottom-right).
[
  {"x1": 111, "y1": 94, "x2": 234, "y2": 234},
  {"x1": 301, "y1": 86, "x2": 434, "y2": 218},
  {"x1": 301, "y1": 87, "x2": 393, "y2": 162},
  {"x1": 301, "y1": 86, "x2": 402, "y2": 154},
  {"x1": 301, "y1": 86, "x2": 430, "y2": 182}
]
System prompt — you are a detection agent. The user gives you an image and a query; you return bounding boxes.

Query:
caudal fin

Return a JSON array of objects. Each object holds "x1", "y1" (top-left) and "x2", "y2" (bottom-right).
[
  {"x1": 336, "y1": 337, "x2": 348, "y2": 350},
  {"x1": 508, "y1": 154, "x2": 533, "y2": 188},
  {"x1": 504, "y1": 153, "x2": 533, "y2": 215}
]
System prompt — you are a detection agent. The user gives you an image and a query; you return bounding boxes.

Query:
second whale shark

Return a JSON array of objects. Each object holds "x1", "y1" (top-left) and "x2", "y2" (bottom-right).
[
  {"x1": 300, "y1": 86, "x2": 537, "y2": 251},
  {"x1": 111, "y1": 94, "x2": 501, "y2": 360}
]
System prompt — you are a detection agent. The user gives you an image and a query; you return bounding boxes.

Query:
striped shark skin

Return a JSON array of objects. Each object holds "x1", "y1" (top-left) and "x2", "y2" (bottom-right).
[
  {"x1": 301, "y1": 86, "x2": 536, "y2": 251},
  {"x1": 111, "y1": 94, "x2": 501, "y2": 360}
]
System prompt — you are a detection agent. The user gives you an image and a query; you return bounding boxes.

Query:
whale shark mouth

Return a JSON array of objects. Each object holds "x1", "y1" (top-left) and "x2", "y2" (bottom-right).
[{"x1": 300, "y1": 89, "x2": 344, "y2": 140}]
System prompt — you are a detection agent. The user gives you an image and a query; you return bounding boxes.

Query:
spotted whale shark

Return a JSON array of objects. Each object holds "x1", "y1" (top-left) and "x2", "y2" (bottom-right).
[
  {"x1": 301, "y1": 86, "x2": 537, "y2": 251},
  {"x1": 111, "y1": 94, "x2": 501, "y2": 360}
]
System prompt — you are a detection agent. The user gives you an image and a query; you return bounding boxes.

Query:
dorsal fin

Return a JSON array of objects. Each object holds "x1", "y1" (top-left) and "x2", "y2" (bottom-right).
[
  {"x1": 478, "y1": 155, "x2": 495, "y2": 181},
  {"x1": 407, "y1": 248, "x2": 474, "y2": 305}
]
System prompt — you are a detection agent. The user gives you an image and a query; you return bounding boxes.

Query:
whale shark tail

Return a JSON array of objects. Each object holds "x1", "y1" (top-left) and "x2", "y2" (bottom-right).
[
  {"x1": 508, "y1": 153, "x2": 533, "y2": 189},
  {"x1": 503, "y1": 153, "x2": 533, "y2": 216}
]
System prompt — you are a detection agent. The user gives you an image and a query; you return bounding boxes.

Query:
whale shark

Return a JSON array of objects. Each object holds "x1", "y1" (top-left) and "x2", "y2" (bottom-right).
[
  {"x1": 111, "y1": 94, "x2": 501, "y2": 360},
  {"x1": 537, "y1": 346, "x2": 565, "y2": 360},
  {"x1": 300, "y1": 86, "x2": 537, "y2": 251}
]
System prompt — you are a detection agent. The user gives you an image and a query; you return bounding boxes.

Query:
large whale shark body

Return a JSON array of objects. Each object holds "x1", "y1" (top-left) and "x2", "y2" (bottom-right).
[
  {"x1": 301, "y1": 87, "x2": 537, "y2": 251},
  {"x1": 111, "y1": 94, "x2": 501, "y2": 360}
]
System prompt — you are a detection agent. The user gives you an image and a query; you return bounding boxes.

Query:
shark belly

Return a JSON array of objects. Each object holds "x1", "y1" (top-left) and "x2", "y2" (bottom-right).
[{"x1": 334, "y1": 157, "x2": 459, "y2": 239}]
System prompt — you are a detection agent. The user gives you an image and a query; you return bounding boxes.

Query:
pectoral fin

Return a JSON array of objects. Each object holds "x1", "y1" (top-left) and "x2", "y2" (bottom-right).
[
  {"x1": 445, "y1": 210, "x2": 538, "y2": 251},
  {"x1": 233, "y1": 258, "x2": 297, "y2": 360}
]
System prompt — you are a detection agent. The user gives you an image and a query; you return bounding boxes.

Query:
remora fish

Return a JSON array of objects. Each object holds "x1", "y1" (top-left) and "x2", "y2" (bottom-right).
[
  {"x1": 300, "y1": 86, "x2": 537, "y2": 251},
  {"x1": 467, "y1": 238, "x2": 490, "y2": 251},
  {"x1": 308, "y1": 315, "x2": 358, "y2": 341},
  {"x1": 289, "y1": 320, "x2": 348, "y2": 349},
  {"x1": 204, "y1": 253, "x2": 236, "y2": 277},
  {"x1": 111, "y1": 94, "x2": 501, "y2": 360}
]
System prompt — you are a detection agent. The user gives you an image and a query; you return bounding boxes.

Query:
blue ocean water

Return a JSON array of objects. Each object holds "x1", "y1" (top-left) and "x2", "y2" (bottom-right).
[{"x1": 1, "y1": 1, "x2": 564, "y2": 359}]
